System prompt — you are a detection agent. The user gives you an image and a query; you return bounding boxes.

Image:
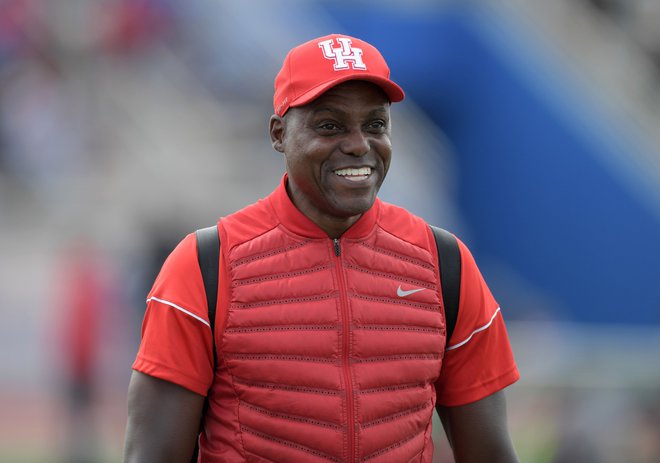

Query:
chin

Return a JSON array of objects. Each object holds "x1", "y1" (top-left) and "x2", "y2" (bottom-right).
[{"x1": 332, "y1": 195, "x2": 376, "y2": 217}]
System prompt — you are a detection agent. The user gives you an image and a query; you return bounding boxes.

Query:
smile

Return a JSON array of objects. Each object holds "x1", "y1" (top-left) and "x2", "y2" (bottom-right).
[{"x1": 334, "y1": 167, "x2": 372, "y2": 181}]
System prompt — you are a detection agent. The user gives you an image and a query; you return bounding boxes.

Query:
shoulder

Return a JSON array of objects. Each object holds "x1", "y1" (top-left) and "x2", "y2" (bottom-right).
[
  {"x1": 146, "y1": 232, "x2": 208, "y2": 322},
  {"x1": 376, "y1": 199, "x2": 433, "y2": 250},
  {"x1": 149, "y1": 232, "x2": 199, "y2": 297},
  {"x1": 220, "y1": 196, "x2": 279, "y2": 250}
]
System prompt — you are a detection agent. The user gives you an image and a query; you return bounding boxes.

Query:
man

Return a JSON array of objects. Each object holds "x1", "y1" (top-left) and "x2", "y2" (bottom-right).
[{"x1": 123, "y1": 34, "x2": 520, "y2": 462}]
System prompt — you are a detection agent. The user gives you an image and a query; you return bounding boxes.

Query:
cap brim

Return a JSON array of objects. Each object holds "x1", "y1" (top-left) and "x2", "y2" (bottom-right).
[{"x1": 289, "y1": 74, "x2": 405, "y2": 110}]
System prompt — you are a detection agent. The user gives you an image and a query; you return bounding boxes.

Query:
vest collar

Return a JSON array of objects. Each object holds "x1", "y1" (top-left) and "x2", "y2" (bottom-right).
[{"x1": 269, "y1": 173, "x2": 380, "y2": 239}]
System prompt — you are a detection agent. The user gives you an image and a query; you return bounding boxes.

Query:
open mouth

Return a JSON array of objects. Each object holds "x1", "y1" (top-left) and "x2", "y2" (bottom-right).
[{"x1": 334, "y1": 167, "x2": 371, "y2": 181}]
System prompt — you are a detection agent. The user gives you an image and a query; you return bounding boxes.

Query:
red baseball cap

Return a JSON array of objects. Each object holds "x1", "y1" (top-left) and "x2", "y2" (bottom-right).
[{"x1": 273, "y1": 34, "x2": 405, "y2": 116}]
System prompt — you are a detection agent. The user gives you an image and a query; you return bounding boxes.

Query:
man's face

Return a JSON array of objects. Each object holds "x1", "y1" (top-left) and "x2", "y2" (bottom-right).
[{"x1": 270, "y1": 80, "x2": 392, "y2": 235}]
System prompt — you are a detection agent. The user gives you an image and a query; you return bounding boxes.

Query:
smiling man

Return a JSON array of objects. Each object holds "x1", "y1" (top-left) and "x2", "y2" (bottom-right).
[
  {"x1": 271, "y1": 80, "x2": 393, "y2": 238},
  {"x1": 123, "y1": 34, "x2": 520, "y2": 463}
]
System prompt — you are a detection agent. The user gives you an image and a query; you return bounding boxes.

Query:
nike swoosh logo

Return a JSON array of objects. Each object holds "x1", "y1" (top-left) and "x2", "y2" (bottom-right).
[{"x1": 397, "y1": 285, "x2": 426, "y2": 297}]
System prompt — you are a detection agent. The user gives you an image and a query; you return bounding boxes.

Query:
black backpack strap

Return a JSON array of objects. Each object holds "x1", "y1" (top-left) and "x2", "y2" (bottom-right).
[
  {"x1": 192, "y1": 225, "x2": 220, "y2": 462},
  {"x1": 430, "y1": 225, "x2": 461, "y2": 347},
  {"x1": 195, "y1": 225, "x2": 220, "y2": 363}
]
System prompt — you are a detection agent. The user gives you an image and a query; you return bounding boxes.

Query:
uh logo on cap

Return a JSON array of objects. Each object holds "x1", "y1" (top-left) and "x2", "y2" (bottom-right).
[{"x1": 318, "y1": 37, "x2": 367, "y2": 71}]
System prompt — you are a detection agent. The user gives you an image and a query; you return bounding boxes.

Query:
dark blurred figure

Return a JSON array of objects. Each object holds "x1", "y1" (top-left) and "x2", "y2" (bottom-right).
[
  {"x1": 584, "y1": 0, "x2": 660, "y2": 72},
  {"x1": 583, "y1": 0, "x2": 625, "y2": 16},
  {"x1": 54, "y1": 240, "x2": 109, "y2": 463}
]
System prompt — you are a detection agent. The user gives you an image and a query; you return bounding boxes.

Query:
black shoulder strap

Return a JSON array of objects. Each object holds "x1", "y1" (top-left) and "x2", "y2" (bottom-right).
[
  {"x1": 430, "y1": 225, "x2": 461, "y2": 346},
  {"x1": 195, "y1": 225, "x2": 220, "y2": 363},
  {"x1": 192, "y1": 225, "x2": 220, "y2": 463}
]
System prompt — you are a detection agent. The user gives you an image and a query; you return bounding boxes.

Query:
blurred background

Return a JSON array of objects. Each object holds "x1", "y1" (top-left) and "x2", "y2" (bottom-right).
[{"x1": 1, "y1": 0, "x2": 660, "y2": 462}]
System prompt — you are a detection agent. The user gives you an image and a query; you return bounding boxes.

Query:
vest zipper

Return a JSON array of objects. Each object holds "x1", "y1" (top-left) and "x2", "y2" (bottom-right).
[{"x1": 333, "y1": 238, "x2": 355, "y2": 462}]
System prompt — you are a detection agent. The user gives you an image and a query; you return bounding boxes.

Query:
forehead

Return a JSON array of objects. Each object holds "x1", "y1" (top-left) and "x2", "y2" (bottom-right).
[{"x1": 295, "y1": 80, "x2": 391, "y2": 116}]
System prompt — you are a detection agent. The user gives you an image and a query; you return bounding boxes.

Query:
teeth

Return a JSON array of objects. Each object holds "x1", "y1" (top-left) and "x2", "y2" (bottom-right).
[{"x1": 335, "y1": 167, "x2": 371, "y2": 177}]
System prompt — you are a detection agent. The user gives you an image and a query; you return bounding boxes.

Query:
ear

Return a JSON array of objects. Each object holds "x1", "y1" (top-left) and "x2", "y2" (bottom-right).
[{"x1": 269, "y1": 115, "x2": 285, "y2": 153}]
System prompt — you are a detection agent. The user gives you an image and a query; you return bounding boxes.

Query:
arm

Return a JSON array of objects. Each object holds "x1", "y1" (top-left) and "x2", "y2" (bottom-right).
[
  {"x1": 123, "y1": 371, "x2": 205, "y2": 463},
  {"x1": 436, "y1": 390, "x2": 519, "y2": 463}
]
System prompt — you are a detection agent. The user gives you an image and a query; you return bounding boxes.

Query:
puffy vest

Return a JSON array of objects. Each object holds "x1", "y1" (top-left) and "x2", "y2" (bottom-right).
[{"x1": 200, "y1": 185, "x2": 446, "y2": 463}]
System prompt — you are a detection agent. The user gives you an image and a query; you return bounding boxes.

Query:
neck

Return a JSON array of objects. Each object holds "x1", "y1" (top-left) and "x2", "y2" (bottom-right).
[{"x1": 284, "y1": 182, "x2": 362, "y2": 239}]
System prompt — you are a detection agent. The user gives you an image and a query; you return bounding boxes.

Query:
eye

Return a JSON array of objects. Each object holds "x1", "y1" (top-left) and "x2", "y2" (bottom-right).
[
  {"x1": 366, "y1": 119, "x2": 387, "y2": 132},
  {"x1": 316, "y1": 121, "x2": 342, "y2": 133}
]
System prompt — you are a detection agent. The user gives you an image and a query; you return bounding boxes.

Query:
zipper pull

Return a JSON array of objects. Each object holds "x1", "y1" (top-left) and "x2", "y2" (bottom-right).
[{"x1": 333, "y1": 238, "x2": 341, "y2": 256}]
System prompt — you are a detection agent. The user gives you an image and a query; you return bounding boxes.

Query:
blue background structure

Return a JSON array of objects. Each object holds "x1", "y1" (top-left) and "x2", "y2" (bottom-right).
[{"x1": 321, "y1": 3, "x2": 660, "y2": 325}]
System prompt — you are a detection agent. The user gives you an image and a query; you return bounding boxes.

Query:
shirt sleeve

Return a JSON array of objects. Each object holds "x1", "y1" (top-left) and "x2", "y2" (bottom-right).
[
  {"x1": 132, "y1": 232, "x2": 214, "y2": 396},
  {"x1": 435, "y1": 237, "x2": 519, "y2": 407}
]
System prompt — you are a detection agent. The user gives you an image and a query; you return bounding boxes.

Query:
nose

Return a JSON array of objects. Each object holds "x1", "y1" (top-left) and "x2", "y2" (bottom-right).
[{"x1": 340, "y1": 129, "x2": 370, "y2": 157}]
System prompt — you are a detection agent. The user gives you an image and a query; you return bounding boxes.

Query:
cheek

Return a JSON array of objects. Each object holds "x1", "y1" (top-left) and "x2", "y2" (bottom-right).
[
  {"x1": 379, "y1": 141, "x2": 393, "y2": 173},
  {"x1": 285, "y1": 147, "x2": 324, "y2": 186},
  {"x1": 289, "y1": 142, "x2": 330, "y2": 173}
]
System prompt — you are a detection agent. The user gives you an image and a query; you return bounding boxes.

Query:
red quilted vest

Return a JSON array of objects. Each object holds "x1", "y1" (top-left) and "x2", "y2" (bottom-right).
[{"x1": 199, "y1": 180, "x2": 446, "y2": 462}]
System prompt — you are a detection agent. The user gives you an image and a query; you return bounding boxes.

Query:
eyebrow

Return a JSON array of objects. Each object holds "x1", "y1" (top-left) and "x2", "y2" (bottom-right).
[
  {"x1": 309, "y1": 106, "x2": 345, "y2": 116},
  {"x1": 309, "y1": 106, "x2": 390, "y2": 118}
]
